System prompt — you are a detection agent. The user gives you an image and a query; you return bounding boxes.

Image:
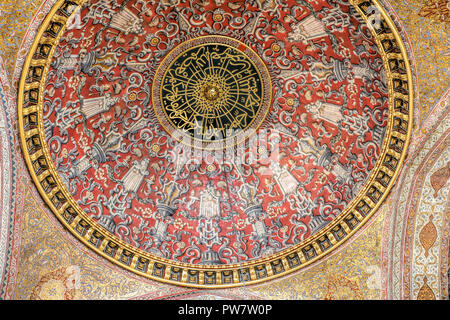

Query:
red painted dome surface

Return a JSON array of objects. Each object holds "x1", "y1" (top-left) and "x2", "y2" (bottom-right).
[{"x1": 43, "y1": 0, "x2": 388, "y2": 265}]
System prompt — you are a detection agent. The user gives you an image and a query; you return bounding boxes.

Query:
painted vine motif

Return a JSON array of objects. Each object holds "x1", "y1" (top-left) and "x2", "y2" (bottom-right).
[{"x1": 42, "y1": 0, "x2": 388, "y2": 265}]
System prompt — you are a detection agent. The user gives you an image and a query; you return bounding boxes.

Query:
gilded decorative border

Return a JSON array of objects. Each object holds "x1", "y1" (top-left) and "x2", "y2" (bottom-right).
[{"x1": 18, "y1": 0, "x2": 413, "y2": 288}]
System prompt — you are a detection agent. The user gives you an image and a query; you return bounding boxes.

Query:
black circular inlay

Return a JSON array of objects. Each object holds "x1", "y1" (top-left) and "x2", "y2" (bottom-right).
[{"x1": 159, "y1": 43, "x2": 265, "y2": 142}]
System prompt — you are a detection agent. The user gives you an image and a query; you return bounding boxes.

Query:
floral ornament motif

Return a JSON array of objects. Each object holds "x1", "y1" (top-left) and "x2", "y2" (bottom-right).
[
  {"x1": 18, "y1": 0, "x2": 412, "y2": 287},
  {"x1": 429, "y1": 162, "x2": 450, "y2": 197},
  {"x1": 417, "y1": 276, "x2": 436, "y2": 300},
  {"x1": 30, "y1": 265, "x2": 81, "y2": 300},
  {"x1": 41, "y1": 0, "x2": 391, "y2": 265},
  {"x1": 419, "y1": 214, "x2": 438, "y2": 258},
  {"x1": 324, "y1": 273, "x2": 363, "y2": 300}
]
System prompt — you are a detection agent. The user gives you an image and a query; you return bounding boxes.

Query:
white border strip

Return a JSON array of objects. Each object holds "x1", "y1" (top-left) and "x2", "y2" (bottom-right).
[{"x1": 0, "y1": 56, "x2": 13, "y2": 291}]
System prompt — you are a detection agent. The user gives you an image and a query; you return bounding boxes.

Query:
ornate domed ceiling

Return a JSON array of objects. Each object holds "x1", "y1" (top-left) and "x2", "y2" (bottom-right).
[{"x1": 18, "y1": 0, "x2": 412, "y2": 288}]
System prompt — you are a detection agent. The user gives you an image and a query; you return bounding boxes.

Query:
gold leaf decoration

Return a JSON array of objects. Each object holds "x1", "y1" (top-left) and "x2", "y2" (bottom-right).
[
  {"x1": 417, "y1": 276, "x2": 436, "y2": 300},
  {"x1": 324, "y1": 274, "x2": 363, "y2": 300},
  {"x1": 418, "y1": 0, "x2": 450, "y2": 23},
  {"x1": 419, "y1": 214, "x2": 437, "y2": 257},
  {"x1": 430, "y1": 161, "x2": 450, "y2": 197}
]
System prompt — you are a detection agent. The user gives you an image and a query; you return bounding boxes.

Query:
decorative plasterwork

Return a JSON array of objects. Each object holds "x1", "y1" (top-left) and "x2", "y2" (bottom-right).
[{"x1": 17, "y1": 0, "x2": 413, "y2": 288}]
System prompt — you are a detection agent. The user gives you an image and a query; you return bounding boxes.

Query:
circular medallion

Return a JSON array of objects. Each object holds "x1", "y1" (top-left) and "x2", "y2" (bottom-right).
[
  {"x1": 152, "y1": 36, "x2": 271, "y2": 149},
  {"x1": 18, "y1": 0, "x2": 413, "y2": 288}
]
